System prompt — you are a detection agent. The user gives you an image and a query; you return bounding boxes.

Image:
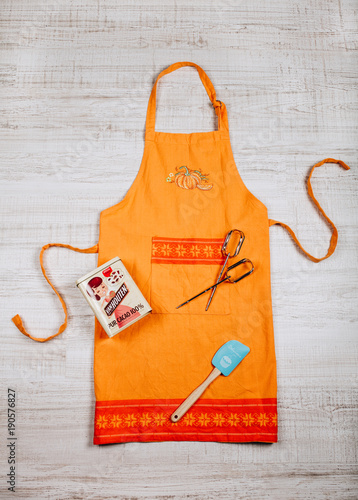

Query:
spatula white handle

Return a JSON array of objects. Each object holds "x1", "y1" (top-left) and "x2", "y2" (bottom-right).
[{"x1": 170, "y1": 367, "x2": 221, "y2": 423}]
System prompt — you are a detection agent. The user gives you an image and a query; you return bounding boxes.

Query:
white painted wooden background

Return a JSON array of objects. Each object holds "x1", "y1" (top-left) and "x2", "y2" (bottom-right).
[{"x1": 1, "y1": 0, "x2": 357, "y2": 498}]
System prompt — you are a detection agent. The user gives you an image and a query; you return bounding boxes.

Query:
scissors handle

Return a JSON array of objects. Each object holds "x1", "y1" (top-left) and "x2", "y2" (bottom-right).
[
  {"x1": 222, "y1": 229, "x2": 245, "y2": 257},
  {"x1": 205, "y1": 229, "x2": 245, "y2": 311},
  {"x1": 225, "y1": 258, "x2": 254, "y2": 283}
]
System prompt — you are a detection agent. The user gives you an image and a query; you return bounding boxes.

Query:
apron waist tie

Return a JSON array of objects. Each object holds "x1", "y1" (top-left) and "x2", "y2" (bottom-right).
[
  {"x1": 12, "y1": 243, "x2": 99, "y2": 342},
  {"x1": 269, "y1": 158, "x2": 350, "y2": 263},
  {"x1": 12, "y1": 159, "x2": 350, "y2": 340}
]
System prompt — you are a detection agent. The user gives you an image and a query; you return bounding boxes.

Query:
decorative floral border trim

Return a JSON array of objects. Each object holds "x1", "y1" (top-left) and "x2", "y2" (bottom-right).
[
  {"x1": 93, "y1": 398, "x2": 278, "y2": 444},
  {"x1": 152, "y1": 237, "x2": 226, "y2": 265}
]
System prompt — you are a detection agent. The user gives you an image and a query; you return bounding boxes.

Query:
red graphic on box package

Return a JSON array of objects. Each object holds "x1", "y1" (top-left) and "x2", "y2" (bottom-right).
[
  {"x1": 102, "y1": 266, "x2": 124, "y2": 285},
  {"x1": 86, "y1": 276, "x2": 140, "y2": 328}
]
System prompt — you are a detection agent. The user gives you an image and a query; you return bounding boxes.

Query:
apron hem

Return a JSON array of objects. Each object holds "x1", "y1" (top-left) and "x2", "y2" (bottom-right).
[
  {"x1": 93, "y1": 398, "x2": 278, "y2": 445},
  {"x1": 94, "y1": 434, "x2": 277, "y2": 445}
]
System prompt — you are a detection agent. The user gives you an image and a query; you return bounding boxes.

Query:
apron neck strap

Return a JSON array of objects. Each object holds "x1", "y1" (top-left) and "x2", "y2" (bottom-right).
[{"x1": 145, "y1": 62, "x2": 229, "y2": 139}]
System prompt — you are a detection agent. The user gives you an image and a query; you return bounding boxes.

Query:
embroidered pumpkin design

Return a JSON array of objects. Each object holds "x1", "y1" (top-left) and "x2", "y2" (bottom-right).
[{"x1": 171, "y1": 166, "x2": 213, "y2": 191}]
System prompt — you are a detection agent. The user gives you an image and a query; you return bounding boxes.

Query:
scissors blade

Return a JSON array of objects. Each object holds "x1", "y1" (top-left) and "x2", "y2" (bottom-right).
[
  {"x1": 176, "y1": 276, "x2": 230, "y2": 309},
  {"x1": 205, "y1": 253, "x2": 230, "y2": 311}
]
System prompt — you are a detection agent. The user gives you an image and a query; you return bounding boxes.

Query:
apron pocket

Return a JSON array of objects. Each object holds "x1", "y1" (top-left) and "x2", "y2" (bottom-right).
[{"x1": 150, "y1": 236, "x2": 231, "y2": 315}]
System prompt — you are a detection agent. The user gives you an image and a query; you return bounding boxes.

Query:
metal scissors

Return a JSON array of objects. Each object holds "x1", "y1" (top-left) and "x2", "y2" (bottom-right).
[
  {"x1": 205, "y1": 229, "x2": 245, "y2": 311},
  {"x1": 176, "y1": 257, "x2": 254, "y2": 309}
]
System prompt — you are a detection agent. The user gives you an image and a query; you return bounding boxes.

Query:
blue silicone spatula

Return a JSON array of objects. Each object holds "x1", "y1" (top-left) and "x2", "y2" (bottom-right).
[{"x1": 171, "y1": 340, "x2": 250, "y2": 423}]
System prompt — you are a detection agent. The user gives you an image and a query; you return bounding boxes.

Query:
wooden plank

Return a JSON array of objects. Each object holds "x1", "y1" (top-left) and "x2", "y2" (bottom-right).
[{"x1": 0, "y1": 0, "x2": 357, "y2": 498}]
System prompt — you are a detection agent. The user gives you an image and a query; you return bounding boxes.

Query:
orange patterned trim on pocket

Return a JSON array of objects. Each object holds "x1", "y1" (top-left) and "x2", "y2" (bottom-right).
[
  {"x1": 152, "y1": 237, "x2": 225, "y2": 265},
  {"x1": 93, "y1": 398, "x2": 278, "y2": 444}
]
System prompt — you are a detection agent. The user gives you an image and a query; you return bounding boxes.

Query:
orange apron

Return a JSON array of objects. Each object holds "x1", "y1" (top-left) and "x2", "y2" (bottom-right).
[{"x1": 12, "y1": 62, "x2": 350, "y2": 444}]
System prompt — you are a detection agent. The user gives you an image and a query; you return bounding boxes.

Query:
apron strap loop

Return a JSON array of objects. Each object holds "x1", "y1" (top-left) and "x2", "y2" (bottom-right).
[
  {"x1": 269, "y1": 158, "x2": 350, "y2": 262},
  {"x1": 145, "y1": 61, "x2": 229, "y2": 139},
  {"x1": 12, "y1": 243, "x2": 99, "y2": 342}
]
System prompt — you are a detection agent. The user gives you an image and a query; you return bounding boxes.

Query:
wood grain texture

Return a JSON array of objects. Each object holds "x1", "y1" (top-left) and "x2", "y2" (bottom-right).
[{"x1": 1, "y1": 0, "x2": 357, "y2": 498}]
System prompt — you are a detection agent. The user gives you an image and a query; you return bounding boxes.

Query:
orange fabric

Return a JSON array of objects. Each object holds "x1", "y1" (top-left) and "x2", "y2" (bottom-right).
[
  {"x1": 269, "y1": 158, "x2": 350, "y2": 262},
  {"x1": 12, "y1": 62, "x2": 349, "y2": 445},
  {"x1": 12, "y1": 243, "x2": 98, "y2": 342},
  {"x1": 95, "y1": 61, "x2": 278, "y2": 443}
]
